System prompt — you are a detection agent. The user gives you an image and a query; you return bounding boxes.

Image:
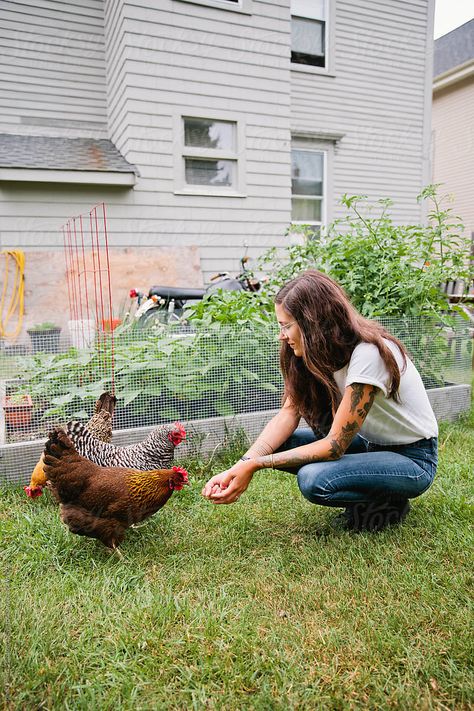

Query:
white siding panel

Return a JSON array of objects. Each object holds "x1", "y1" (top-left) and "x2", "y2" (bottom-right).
[
  {"x1": 432, "y1": 78, "x2": 474, "y2": 237},
  {"x1": 290, "y1": 0, "x2": 433, "y2": 224},
  {"x1": 0, "y1": 0, "x2": 108, "y2": 136},
  {"x1": 102, "y1": 0, "x2": 291, "y2": 278},
  {"x1": 2, "y1": 0, "x2": 434, "y2": 284}
]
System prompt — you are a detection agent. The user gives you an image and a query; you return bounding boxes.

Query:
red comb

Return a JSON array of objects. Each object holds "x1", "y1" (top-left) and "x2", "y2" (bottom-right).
[
  {"x1": 169, "y1": 466, "x2": 189, "y2": 490},
  {"x1": 168, "y1": 422, "x2": 186, "y2": 446},
  {"x1": 24, "y1": 485, "x2": 43, "y2": 499}
]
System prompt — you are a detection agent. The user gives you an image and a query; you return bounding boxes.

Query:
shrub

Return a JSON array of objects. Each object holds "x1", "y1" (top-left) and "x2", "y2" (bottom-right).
[
  {"x1": 260, "y1": 185, "x2": 471, "y2": 319},
  {"x1": 184, "y1": 185, "x2": 472, "y2": 387},
  {"x1": 185, "y1": 185, "x2": 472, "y2": 328}
]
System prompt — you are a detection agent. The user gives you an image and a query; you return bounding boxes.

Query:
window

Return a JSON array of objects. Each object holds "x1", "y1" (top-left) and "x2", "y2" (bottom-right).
[
  {"x1": 291, "y1": 148, "x2": 326, "y2": 230},
  {"x1": 291, "y1": 0, "x2": 328, "y2": 69},
  {"x1": 176, "y1": 116, "x2": 245, "y2": 195}
]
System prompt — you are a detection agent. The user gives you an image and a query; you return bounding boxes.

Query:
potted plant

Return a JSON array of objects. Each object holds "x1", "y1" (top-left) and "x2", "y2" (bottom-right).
[
  {"x1": 27, "y1": 321, "x2": 61, "y2": 353},
  {"x1": 2, "y1": 393, "x2": 33, "y2": 427}
]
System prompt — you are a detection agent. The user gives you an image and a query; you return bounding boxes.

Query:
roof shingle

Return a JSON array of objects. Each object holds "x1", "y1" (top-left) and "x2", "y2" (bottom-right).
[
  {"x1": 0, "y1": 134, "x2": 137, "y2": 173},
  {"x1": 434, "y1": 19, "x2": 474, "y2": 78}
]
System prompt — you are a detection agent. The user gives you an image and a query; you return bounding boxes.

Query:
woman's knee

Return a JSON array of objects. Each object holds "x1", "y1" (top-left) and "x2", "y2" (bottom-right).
[{"x1": 297, "y1": 464, "x2": 333, "y2": 503}]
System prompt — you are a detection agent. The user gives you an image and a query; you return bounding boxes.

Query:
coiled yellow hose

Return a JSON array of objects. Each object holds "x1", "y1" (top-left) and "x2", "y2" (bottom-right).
[{"x1": 0, "y1": 250, "x2": 25, "y2": 340}]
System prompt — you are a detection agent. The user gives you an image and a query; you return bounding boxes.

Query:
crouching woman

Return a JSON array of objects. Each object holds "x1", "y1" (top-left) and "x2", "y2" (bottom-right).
[{"x1": 202, "y1": 270, "x2": 438, "y2": 532}]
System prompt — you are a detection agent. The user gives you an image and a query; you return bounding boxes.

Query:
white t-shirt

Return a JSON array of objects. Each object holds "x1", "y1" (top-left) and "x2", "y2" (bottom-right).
[{"x1": 333, "y1": 339, "x2": 438, "y2": 445}]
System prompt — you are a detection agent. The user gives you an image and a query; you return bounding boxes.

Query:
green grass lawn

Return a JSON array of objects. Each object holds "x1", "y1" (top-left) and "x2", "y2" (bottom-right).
[{"x1": 1, "y1": 408, "x2": 473, "y2": 710}]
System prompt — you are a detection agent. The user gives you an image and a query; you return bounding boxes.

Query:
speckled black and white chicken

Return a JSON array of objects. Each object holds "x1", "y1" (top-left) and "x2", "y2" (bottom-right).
[{"x1": 65, "y1": 420, "x2": 186, "y2": 470}]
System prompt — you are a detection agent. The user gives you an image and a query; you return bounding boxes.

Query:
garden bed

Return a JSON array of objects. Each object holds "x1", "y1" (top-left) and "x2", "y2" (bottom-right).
[
  {"x1": 1, "y1": 314, "x2": 472, "y2": 484},
  {"x1": 1, "y1": 380, "x2": 471, "y2": 487}
]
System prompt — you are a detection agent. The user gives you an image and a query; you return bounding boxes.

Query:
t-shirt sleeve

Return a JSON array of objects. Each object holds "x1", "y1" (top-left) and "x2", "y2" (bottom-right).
[{"x1": 345, "y1": 343, "x2": 390, "y2": 397}]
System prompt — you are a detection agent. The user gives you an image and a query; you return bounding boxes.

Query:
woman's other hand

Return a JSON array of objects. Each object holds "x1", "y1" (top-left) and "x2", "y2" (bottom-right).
[{"x1": 201, "y1": 460, "x2": 257, "y2": 504}]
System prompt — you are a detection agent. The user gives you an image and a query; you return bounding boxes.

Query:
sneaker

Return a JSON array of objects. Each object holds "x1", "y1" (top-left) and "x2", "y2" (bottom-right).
[
  {"x1": 349, "y1": 499, "x2": 411, "y2": 532},
  {"x1": 333, "y1": 506, "x2": 357, "y2": 529}
]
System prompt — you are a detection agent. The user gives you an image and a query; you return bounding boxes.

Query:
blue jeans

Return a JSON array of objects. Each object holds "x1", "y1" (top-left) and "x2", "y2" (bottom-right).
[{"x1": 278, "y1": 428, "x2": 438, "y2": 507}]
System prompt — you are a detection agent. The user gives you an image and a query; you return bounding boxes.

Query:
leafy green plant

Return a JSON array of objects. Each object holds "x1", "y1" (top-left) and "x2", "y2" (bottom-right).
[
  {"x1": 16, "y1": 345, "x2": 108, "y2": 417},
  {"x1": 317, "y1": 187, "x2": 470, "y2": 320},
  {"x1": 186, "y1": 186, "x2": 472, "y2": 387},
  {"x1": 257, "y1": 185, "x2": 472, "y2": 321},
  {"x1": 185, "y1": 289, "x2": 273, "y2": 329},
  {"x1": 12, "y1": 323, "x2": 282, "y2": 429}
]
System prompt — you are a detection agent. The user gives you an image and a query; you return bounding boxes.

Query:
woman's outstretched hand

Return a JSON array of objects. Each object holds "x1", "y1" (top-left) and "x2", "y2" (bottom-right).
[{"x1": 201, "y1": 460, "x2": 258, "y2": 504}]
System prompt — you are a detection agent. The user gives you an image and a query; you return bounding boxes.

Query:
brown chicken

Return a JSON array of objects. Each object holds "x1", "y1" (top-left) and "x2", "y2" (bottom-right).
[
  {"x1": 43, "y1": 428, "x2": 189, "y2": 551},
  {"x1": 24, "y1": 391, "x2": 117, "y2": 498}
]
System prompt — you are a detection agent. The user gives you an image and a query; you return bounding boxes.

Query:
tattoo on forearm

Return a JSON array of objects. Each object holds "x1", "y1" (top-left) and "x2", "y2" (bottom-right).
[
  {"x1": 328, "y1": 421, "x2": 359, "y2": 460},
  {"x1": 263, "y1": 452, "x2": 325, "y2": 470}
]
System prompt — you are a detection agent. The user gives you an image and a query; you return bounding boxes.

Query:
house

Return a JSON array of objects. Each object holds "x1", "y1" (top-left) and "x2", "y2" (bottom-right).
[
  {"x1": 0, "y1": 0, "x2": 435, "y2": 321},
  {"x1": 432, "y1": 19, "x2": 474, "y2": 243}
]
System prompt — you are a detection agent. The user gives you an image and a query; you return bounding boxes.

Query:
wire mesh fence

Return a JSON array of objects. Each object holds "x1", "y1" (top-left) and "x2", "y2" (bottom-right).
[{"x1": 0, "y1": 315, "x2": 472, "y2": 484}]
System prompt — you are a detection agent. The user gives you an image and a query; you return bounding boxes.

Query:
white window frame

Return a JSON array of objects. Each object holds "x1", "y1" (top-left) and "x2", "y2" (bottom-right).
[
  {"x1": 290, "y1": 0, "x2": 336, "y2": 77},
  {"x1": 291, "y1": 136, "x2": 335, "y2": 232},
  {"x1": 174, "y1": 111, "x2": 247, "y2": 197},
  {"x1": 175, "y1": 0, "x2": 252, "y2": 15}
]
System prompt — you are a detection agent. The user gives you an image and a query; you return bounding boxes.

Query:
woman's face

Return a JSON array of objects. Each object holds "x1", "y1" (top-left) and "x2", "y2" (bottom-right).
[{"x1": 275, "y1": 303, "x2": 303, "y2": 357}]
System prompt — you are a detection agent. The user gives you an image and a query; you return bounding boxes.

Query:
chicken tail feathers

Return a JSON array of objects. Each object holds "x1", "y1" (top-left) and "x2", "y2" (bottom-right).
[
  {"x1": 44, "y1": 427, "x2": 76, "y2": 461},
  {"x1": 43, "y1": 428, "x2": 88, "y2": 497},
  {"x1": 95, "y1": 391, "x2": 117, "y2": 416}
]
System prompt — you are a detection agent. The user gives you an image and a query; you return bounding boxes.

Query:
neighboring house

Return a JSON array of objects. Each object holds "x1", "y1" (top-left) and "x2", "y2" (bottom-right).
[
  {"x1": 432, "y1": 19, "x2": 474, "y2": 242},
  {"x1": 0, "y1": 0, "x2": 435, "y2": 285}
]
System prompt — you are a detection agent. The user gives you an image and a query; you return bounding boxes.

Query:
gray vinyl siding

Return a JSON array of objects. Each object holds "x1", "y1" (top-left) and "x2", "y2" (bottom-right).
[
  {"x1": 102, "y1": 0, "x2": 292, "y2": 280},
  {"x1": 290, "y1": 0, "x2": 433, "y2": 224},
  {"x1": 0, "y1": 0, "x2": 435, "y2": 285},
  {"x1": 0, "y1": 0, "x2": 108, "y2": 137}
]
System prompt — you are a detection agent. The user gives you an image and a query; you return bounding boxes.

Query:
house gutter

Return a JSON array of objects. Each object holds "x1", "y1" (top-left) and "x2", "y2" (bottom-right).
[{"x1": 433, "y1": 58, "x2": 474, "y2": 93}]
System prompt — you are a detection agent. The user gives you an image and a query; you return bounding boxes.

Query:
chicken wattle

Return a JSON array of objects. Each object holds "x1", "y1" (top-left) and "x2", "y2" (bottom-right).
[{"x1": 169, "y1": 466, "x2": 189, "y2": 490}]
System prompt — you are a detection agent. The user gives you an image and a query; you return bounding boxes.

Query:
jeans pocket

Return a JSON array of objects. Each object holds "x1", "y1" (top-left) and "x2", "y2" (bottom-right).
[{"x1": 405, "y1": 438, "x2": 438, "y2": 470}]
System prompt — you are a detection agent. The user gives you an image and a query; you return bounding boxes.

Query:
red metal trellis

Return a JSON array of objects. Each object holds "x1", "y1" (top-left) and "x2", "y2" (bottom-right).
[{"x1": 62, "y1": 203, "x2": 116, "y2": 393}]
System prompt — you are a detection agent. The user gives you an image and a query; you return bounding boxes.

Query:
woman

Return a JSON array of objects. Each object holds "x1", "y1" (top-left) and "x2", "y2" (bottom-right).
[{"x1": 202, "y1": 270, "x2": 438, "y2": 532}]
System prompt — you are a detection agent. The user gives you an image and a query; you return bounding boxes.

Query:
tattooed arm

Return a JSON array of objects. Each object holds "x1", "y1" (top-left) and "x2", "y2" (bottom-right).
[
  {"x1": 201, "y1": 399, "x2": 299, "y2": 502},
  {"x1": 203, "y1": 383, "x2": 378, "y2": 504},
  {"x1": 254, "y1": 382, "x2": 378, "y2": 471}
]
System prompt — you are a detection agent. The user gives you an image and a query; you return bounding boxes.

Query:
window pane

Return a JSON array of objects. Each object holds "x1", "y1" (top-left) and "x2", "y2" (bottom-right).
[
  {"x1": 292, "y1": 198, "x2": 322, "y2": 222},
  {"x1": 291, "y1": 150, "x2": 323, "y2": 196},
  {"x1": 185, "y1": 158, "x2": 235, "y2": 186},
  {"x1": 292, "y1": 0, "x2": 325, "y2": 21},
  {"x1": 184, "y1": 118, "x2": 235, "y2": 151},
  {"x1": 292, "y1": 17, "x2": 324, "y2": 56}
]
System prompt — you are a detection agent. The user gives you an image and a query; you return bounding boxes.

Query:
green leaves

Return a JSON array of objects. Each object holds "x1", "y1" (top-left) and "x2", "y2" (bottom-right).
[{"x1": 14, "y1": 322, "x2": 282, "y2": 425}]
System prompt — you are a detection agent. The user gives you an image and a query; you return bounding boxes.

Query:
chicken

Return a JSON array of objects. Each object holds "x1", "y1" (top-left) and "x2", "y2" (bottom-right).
[
  {"x1": 24, "y1": 392, "x2": 117, "y2": 498},
  {"x1": 65, "y1": 420, "x2": 186, "y2": 470},
  {"x1": 43, "y1": 428, "x2": 189, "y2": 550}
]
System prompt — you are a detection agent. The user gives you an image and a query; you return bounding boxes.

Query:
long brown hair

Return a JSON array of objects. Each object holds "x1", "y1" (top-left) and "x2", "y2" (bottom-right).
[{"x1": 275, "y1": 270, "x2": 407, "y2": 434}]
